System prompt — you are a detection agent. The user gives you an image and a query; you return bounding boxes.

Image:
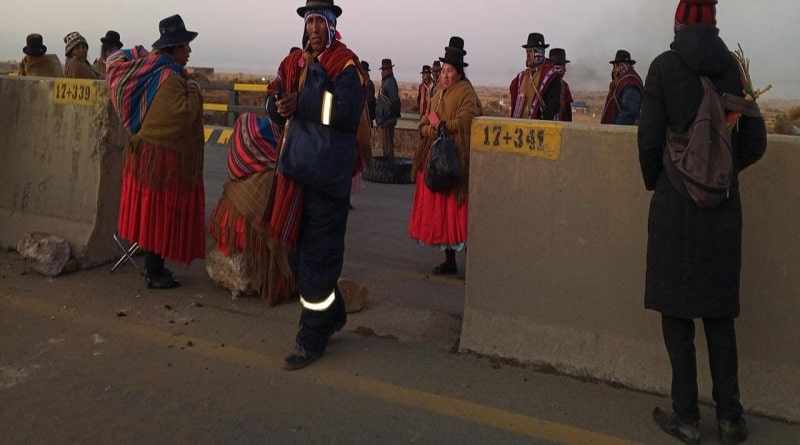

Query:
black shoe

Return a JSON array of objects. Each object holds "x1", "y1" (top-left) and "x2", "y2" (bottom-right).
[
  {"x1": 282, "y1": 343, "x2": 322, "y2": 371},
  {"x1": 652, "y1": 407, "x2": 700, "y2": 445},
  {"x1": 432, "y1": 261, "x2": 457, "y2": 275},
  {"x1": 146, "y1": 269, "x2": 180, "y2": 290},
  {"x1": 719, "y1": 418, "x2": 748, "y2": 444}
]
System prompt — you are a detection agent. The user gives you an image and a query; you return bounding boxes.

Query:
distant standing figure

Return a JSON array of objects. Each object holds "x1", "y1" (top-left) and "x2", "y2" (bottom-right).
[
  {"x1": 430, "y1": 60, "x2": 442, "y2": 97},
  {"x1": 416, "y1": 64, "x2": 433, "y2": 115},
  {"x1": 409, "y1": 36, "x2": 480, "y2": 276},
  {"x1": 375, "y1": 58, "x2": 401, "y2": 157},
  {"x1": 63, "y1": 32, "x2": 101, "y2": 79},
  {"x1": 106, "y1": 14, "x2": 206, "y2": 289},
  {"x1": 638, "y1": 0, "x2": 767, "y2": 443},
  {"x1": 361, "y1": 60, "x2": 377, "y2": 126},
  {"x1": 17, "y1": 33, "x2": 63, "y2": 77},
  {"x1": 601, "y1": 50, "x2": 643, "y2": 125},
  {"x1": 548, "y1": 48, "x2": 573, "y2": 122},
  {"x1": 93, "y1": 30, "x2": 123, "y2": 79},
  {"x1": 509, "y1": 32, "x2": 562, "y2": 120}
]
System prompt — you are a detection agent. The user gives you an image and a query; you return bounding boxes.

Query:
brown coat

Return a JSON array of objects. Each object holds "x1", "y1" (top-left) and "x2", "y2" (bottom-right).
[
  {"x1": 64, "y1": 57, "x2": 101, "y2": 79},
  {"x1": 17, "y1": 54, "x2": 64, "y2": 77},
  {"x1": 413, "y1": 78, "x2": 480, "y2": 204}
]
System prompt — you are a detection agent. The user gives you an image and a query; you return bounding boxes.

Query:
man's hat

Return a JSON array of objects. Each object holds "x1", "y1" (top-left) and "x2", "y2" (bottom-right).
[
  {"x1": 420, "y1": 65, "x2": 431, "y2": 74},
  {"x1": 522, "y1": 32, "x2": 549, "y2": 49},
  {"x1": 439, "y1": 36, "x2": 468, "y2": 68},
  {"x1": 100, "y1": 30, "x2": 123, "y2": 47},
  {"x1": 548, "y1": 48, "x2": 570, "y2": 65},
  {"x1": 23, "y1": 33, "x2": 47, "y2": 56},
  {"x1": 360, "y1": 60, "x2": 370, "y2": 72},
  {"x1": 63, "y1": 32, "x2": 88, "y2": 56},
  {"x1": 431, "y1": 60, "x2": 442, "y2": 72},
  {"x1": 675, "y1": 0, "x2": 717, "y2": 33},
  {"x1": 380, "y1": 58, "x2": 394, "y2": 69},
  {"x1": 152, "y1": 14, "x2": 198, "y2": 49},
  {"x1": 297, "y1": 0, "x2": 342, "y2": 18},
  {"x1": 609, "y1": 49, "x2": 636, "y2": 65}
]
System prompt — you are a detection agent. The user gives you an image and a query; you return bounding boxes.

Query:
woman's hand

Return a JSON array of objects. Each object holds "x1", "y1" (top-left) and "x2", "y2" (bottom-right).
[
  {"x1": 422, "y1": 124, "x2": 437, "y2": 139},
  {"x1": 277, "y1": 92, "x2": 299, "y2": 118}
]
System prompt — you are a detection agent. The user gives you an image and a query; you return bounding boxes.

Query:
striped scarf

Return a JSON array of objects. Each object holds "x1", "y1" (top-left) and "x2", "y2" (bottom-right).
[
  {"x1": 227, "y1": 113, "x2": 280, "y2": 180},
  {"x1": 106, "y1": 45, "x2": 184, "y2": 135}
]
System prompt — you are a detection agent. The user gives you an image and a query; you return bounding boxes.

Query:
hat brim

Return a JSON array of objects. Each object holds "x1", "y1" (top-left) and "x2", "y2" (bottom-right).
[
  {"x1": 609, "y1": 60, "x2": 636, "y2": 65},
  {"x1": 23, "y1": 46, "x2": 47, "y2": 56},
  {"x1": 101, "y1": 38, "x2": 123, "y2": 46},
  {"x1": 297, "y1": 5, "x2": 342, "y2": 17},
  {"x1": 439, "y1": 57, "x2": 468, "y2": 68},
  {"x1": 522, "y1": 44, "x2": 550, "y2": 49},
  {"x1": 152, "y1": 30, "x2": 198, "y2": 49}
]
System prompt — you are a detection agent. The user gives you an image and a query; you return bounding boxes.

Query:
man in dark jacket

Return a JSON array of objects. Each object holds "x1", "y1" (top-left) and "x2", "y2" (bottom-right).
[
  {"x1": 638, "y1": 1, "x2": 767, "y2": 443},
  {"x1": 375, "y1": 58, "x2": 401, "y2": 157},
  {"x1": 361, "y1": 60, "x2": 376, "y2": 126},
  {"x1": 509, "y1": 32, "x2": 562, "y2": 120},
  {"x1": 601, "y1": 50, "x2": 643, "y2": 125}
]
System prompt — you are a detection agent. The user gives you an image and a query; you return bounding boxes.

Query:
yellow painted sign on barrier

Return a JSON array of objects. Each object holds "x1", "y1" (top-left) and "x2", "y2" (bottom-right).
[
  {"x1": 53, "y1": 79, "x2": 98, "y2": 105},
  {"x1": 471, "y1": 119, "x2": 563, "y2": 161}
]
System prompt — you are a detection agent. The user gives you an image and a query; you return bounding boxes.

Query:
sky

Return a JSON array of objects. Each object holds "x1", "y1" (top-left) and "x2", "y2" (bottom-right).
[{"x1": 2, "y1": 0, "x2": 798, "y2": 98}]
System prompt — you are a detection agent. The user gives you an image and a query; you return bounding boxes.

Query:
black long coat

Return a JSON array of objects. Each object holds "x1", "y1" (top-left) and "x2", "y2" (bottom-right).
[{"x1": 637, "y1": 25, "x2": 767, "y2": 319}]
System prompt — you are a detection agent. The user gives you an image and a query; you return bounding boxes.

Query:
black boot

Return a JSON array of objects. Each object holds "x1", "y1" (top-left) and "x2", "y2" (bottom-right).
[
  {"x1": 653, "y1": 407, "x2": 700, "y2": 445},
  {"x1": 282, "y1": 343, "x2": 323, "y2": 371},
  {"x1": 719, "y1": 418, "x2": 748, "y2": 444}
]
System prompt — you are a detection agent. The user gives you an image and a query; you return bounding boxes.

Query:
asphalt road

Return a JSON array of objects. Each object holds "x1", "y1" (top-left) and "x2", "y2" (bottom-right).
[{"x1": 1, "y1": 144, "x2": 797, "y2": 444}]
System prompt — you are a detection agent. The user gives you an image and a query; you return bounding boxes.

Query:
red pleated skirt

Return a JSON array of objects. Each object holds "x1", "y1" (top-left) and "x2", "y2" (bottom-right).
[
  {"x1": 117, "y1": 147, "x2": 206, "y2": 265},
  {"x1": 408, "y1": 170, "x2": 468, "y2": 251}
]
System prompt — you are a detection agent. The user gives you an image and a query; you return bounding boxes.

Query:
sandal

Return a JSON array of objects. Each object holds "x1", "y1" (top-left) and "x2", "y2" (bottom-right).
[{"x1": 432, "y1": 262, "x2": 457, "y2": 275}]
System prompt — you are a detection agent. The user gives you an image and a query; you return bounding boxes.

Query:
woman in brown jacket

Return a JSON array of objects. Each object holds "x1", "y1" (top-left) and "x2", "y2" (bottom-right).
[
  {"x1": 63, "y1": 32, "x2": 101, "y2": 79},
  {"x1": 17, "y1": 33, "x2": 63, "y2": 77},
  {"x1": 409, "y1": 37, "x2": 480, "y2": 275}
]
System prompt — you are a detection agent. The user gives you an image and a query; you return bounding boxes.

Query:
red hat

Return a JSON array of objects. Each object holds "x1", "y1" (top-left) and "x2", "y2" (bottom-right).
[{"x1": 675, "y1": 0, "x2": 717, "y2": 33}]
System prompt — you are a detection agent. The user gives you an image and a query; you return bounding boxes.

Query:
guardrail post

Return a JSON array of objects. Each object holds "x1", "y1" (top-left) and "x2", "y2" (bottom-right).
[{"x1": 227, "y1": 88, "x2": 237, "y2": 127}]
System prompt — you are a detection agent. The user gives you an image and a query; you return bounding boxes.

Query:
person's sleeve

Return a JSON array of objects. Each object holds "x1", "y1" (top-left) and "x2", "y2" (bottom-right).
[
  {"x1": 617, "y1": 87, "x2": 643, "y2": 125},
  {"x1": 637, "y1": 63, "x2": 667, "y2": 191},
  {"x1": 296, "y1": 62, "x2": 364, "y2": 133},
  {"x1": 735, "y1": 115, "x2": 767, "y2": 172},
  {"x1": 541, "y1": 77, "x2": 562, "y2": 120}
]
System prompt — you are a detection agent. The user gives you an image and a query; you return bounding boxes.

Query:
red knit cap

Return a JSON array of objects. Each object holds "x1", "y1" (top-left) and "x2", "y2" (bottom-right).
[{"x1": 675, "y1": 0, "x2": 717, "y2": 33}]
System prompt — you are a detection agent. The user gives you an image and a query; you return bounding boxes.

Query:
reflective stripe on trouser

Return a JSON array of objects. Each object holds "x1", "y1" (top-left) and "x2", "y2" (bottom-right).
[{"x1": 300, "y1": 289, "x2": 336, "y2": 311}]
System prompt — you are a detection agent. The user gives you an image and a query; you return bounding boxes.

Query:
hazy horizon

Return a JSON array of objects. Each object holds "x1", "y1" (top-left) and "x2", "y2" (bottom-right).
[{"x1": 2, "y1": 0, "x2": 797, "y2": 98}]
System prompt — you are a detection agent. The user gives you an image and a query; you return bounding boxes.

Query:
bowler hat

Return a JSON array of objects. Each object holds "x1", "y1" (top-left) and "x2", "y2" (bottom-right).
[
  {"x1": 420, "y1": 65, "x2": 431, "y2": 74},
  {"x1": 152, "y1": 14, "x2": 198, "y2": 49},
  {"x1": 380, "y1": 58, "x2": 394, "y2": 69},
  {"x1": 548, "y1": 48, "x2": 570, "y2": 65},
  {"x1": 439, "y1": 36, "x2": 468, "y2": 68},
  {"x1": 360, "y1": 60, "x2": 370, "y2": 72},
  {"x1": 23, "y1": 33, "x2": 47, "y2": 56},
  {"x1": 297, "y1": 0, "x2": 342, "y2": 18},
  {"x1": 609, "y1": 49, "x2": 636, "y2": 65},
  {"x1": 431, "y1": 60, "x2": 442, "y2": 71},
  {"x1": 100, "y1": 30, "x2": 123, "y2": 47},
  {"x1": 522, "y1": 32, "x2": 549, "y2": 49}
]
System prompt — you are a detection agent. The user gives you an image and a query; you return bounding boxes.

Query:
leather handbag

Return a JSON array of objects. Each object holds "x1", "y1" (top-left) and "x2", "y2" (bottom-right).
[{"x1": 424, "y1": 129, "x2": 461, "y2": 193}]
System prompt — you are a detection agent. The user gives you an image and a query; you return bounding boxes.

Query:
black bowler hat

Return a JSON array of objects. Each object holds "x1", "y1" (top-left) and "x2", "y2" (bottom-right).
[
  {"x1": 23, "y1": 33, "x2": 47, "y2": 56},
  {"x1": 548, "y1": 48, "x2": 570, "y2": 65},
  {"x1": 439, "y1": 36, "x2": 468, "y2": 68},
  {"x1": 152, "y1": 14, "x2": 198, "y2": 49},
  {"x1": 380, "y1": 58, "x2": 394, "y2": 69},
  {"x1": 609, "y1": 49, "x2": 636, "y2": 65},
  {"x1": 297, "y1": 0, "x2": 342, "y2": 17},
  {"x1": 360, "y1": 60, "x2": 370, "y2": 72},
  {"x1": 420, "y1": 65, "x2": 431, "y2": 74},
  {"x1": 100, "y1": 30, "x2": 123, "y2": 47},
  {"x1": 522, "y1": 32, "x2": 549, "y2": 49}
]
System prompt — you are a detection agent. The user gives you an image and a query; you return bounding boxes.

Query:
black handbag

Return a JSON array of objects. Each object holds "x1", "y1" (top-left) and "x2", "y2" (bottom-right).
[
  {"x1": 424, "y1": 129, "x2": 461, "y2": 193},
  {"x1": 278, "y1": 118, "x2": 356, "y2": 199}
]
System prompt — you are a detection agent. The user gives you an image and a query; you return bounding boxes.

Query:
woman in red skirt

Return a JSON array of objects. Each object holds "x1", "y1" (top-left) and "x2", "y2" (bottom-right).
[
  {"x1": 107, "y1": 14, "x2": 205, "y2": 289},
  {"x1": 409, "y1": 36, "x2": 480, "y2": 275}
]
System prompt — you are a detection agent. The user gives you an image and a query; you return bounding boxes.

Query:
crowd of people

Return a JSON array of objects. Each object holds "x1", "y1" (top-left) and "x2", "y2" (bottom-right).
[{"x1": 13, "y1": 0, "x2": 767, "y2": 443}]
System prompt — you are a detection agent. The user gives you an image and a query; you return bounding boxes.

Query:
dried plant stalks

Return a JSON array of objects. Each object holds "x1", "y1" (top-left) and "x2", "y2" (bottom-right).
[{"x1": 734, "y1": 43, "x2": 772, "y2": 101}]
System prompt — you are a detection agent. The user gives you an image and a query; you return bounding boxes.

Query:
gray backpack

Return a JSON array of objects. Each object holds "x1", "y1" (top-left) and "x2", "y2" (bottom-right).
[{"x1": 663, "y1": 76, "x2": 733, "y2": 208}]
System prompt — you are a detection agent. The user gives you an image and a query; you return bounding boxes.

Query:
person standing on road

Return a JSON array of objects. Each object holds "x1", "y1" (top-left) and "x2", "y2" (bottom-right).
[
  {"x1": 638, "y1": 1, "x2": 767, "y2": 443},
  {"x1": 416, "y1": 64, "x2": 433, "y2": 115},
  {"x1": 63, "y1": 32, "x2": 101, "y2": 79},
  {"x1": 17, "y1": 33, "x2": 63, "y2": 77},
  {"x1": 375, "y1": 58, "x2": 401, "y2": 157},
  {"x1": 430, "y1": 60, "x2": 442, "y2": 98},
  {"x1": 509, "y1": 32, "x2": 562, "y2": 120},
  {"x1": 548, "y1": 48, "x2": 573, "y2": 122},
  {"x1": 93, "y1": 30, "x2": 123, "y2": 79},
  {"x1": 106, "y1": 14, "x2": 206, "y2": 289},
  {"x1": 600, "y1": 50, "x2": 643, "y2": 125},
  {"x1": 266, "y1": 0, "x2": 366, "y2": 370},
  {"x1": 361, "y1": 60, "x2": 377, "y2": 126},
  {"x1": 409, "y1": 36, "x2": 480, "y2": 276}
]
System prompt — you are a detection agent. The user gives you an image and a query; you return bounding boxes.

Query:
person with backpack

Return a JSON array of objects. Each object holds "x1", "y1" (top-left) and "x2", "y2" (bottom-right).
[{"x1": 637, "y1": 1, "x2": 767, "y2": 444}]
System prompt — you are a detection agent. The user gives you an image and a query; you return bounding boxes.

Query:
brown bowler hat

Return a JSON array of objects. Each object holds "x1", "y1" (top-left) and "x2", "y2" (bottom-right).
[{"x1": 522, "y1": 32, "x2": 549, "y2": 49}]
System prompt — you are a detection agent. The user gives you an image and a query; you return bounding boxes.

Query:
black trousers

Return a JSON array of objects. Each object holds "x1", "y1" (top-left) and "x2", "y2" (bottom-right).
[
  {"x1": 288, "y1": 186, "x2": 349, "y2": 353},
  {"x1": 661, "y1": 315, "x2": 743, "y2": 423},
  {"x1": 379, "y1": 126, "x2": 395, "y2": 157}
]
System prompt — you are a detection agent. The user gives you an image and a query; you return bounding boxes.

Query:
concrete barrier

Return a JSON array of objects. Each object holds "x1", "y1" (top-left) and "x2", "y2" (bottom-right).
[
  {"x1": 461, "y1": 117, "x2": 800, "y2": 422},
  {"x1": 0, "y1": 76, "x2": 127, "y2": 268}
]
